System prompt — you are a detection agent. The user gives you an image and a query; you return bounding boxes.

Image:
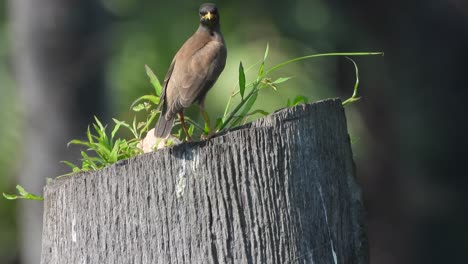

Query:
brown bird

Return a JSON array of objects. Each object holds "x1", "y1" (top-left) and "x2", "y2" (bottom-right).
[{"x1": 154, "y1": 3, "x2": 227, "y2": 140}]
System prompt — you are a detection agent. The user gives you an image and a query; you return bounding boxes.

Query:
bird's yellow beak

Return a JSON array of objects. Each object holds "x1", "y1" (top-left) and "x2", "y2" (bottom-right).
[{"x1": 203, "y1": 12, "x2": 214, "y2": 20}]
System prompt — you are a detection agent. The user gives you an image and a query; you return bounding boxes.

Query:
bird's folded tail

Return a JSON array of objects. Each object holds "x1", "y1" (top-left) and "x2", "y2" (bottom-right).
[{"x1": 154, "y1": 115, "x2": 175, "y2": 138}]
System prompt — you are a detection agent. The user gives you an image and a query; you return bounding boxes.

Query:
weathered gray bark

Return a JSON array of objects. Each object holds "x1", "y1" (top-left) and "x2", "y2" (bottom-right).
[{"x1": 41, "y1": 98, "x2": 367, "y2": 264}]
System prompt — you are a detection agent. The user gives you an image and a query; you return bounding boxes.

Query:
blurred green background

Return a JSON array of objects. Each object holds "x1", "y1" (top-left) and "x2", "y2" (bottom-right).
[{"x1": 1, "y1": 0, "x2": 467, "y2": 263}]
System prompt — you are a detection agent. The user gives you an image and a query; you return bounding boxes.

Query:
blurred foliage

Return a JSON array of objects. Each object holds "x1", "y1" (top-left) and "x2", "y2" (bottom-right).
[{"x1": 0, "y1": 13, "x2": 21, "y2": 262}]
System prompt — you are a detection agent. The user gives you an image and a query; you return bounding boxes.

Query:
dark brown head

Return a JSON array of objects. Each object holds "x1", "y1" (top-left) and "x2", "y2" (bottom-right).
[{"x1": 199, "y1": 3, "x2": 220, "y2": 28}]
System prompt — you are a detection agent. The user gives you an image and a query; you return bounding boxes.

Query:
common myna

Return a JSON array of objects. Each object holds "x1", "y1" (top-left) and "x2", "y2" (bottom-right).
[{"x1": 154, "y1": 3, "x2": 227, "y2": 140}]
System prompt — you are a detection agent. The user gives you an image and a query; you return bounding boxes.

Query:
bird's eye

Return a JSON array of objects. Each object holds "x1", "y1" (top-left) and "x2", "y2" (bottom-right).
[{"x1": 200, "y1": 11, "x2": 206, "y2": 15}]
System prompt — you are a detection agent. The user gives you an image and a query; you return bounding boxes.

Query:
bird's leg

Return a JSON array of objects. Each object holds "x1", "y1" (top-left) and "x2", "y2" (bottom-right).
[
  {"x1": 178, "y1": 112, "x2": 192, "y2": 142},
  {"x1": 199, "y1": 105, "x2": 215, "y2": 139}
]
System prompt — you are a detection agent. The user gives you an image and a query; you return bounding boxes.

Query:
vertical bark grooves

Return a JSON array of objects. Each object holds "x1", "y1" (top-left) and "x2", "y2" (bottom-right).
[{"x1": 41, "y1": 98, "x2": 367, "y2": 264}]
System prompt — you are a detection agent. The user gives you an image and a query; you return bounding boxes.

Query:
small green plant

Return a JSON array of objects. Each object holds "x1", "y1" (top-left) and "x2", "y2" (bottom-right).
[
  {"x1": 62, "y1": 116, "x2": 144, "y2": 173},
  {"x1": 217, "y1": 46, "x2": 382, "y2": 131},
  {"x1": 3, "y1": 185, "x2": 43, "y2": 201},
  {"x1": 287, "y1": 95, "x2": 310, "y2": 107},
  {"x1": 63, "y1": 46, "x2": 382, "y2": 174}
]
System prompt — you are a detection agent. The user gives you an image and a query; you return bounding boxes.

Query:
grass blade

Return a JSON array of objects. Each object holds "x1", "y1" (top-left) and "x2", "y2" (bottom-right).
[
  {"x1": 272, "y1": 77, "x2": 294, "y2": 84},
  {"x1": 265, "y1": 52, "x2": 383, "y2": 76},
  {"x1": 342, "y1": 57, "x2": 361, "y2": 106},
  {"x1": 239, "y1": 62, "x2": 246, "y2": 99},
  {"x1": 293, "y1": 95, "x2": 309, "y2": 106},
  {"x1": 2, "y1": 185, "x2": 43, "y2": 201},
  {"x1": 263, "y1": 42, "x2": 270, "y2": 61},
  {"x1": 145, "y1": 64, "x2": 163, "y2": 96},
  {"x1": 130, "y1": 95, "x2": 160, "y2": 110}
]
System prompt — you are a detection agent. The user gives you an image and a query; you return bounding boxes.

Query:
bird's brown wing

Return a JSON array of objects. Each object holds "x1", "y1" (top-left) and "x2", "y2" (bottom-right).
[
  {"x1": 158, "y1": 58, "x2": 175, "y2": 113},
  {"x1": 153, "y1": 58, "x2": 177, "y2": 138},
  {"x1": 179, "y1": 41, "x2": 224, "y2": 103},
  {"x1": 166, "y1": 33, "x2": 225, "y2": 118}
]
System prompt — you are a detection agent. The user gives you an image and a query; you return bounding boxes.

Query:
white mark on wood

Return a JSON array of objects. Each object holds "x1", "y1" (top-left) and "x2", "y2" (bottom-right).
[
  {"x1": 72, "y1": 217, "x2": 77, "y2": 242},
  {"x1": 175, "y1": 150, "x2": 200, "y2": 198},
  {"x1": 176, "y1": 153, "x2": 188, "y2": 198},
  {"x1": 317, "y1": 184, "x2": 338, "y2": 264},
  {"x1": 191, "y1": 150, "x2": 200, "y2": 170},
  {"x1": 176, "y1": 175, "x2": 186, "y2": 198}
]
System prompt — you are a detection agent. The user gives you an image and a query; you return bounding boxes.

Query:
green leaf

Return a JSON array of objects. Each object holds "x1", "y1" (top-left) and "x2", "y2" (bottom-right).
[
  {"x1": 244, "y1": 92, "x2": 258, "y2": 115},
  {"x1": 257, "y1": 43, "x2": 269, "y2": 77},
  {"x1": 109, "y1": 139, "x2": 120, "y2": 162},
  {"x1": 293, "y1": 95, "x2": 309, "y2": 106},
  {"x1": 67, "y1": 139, "x2": 90, "y2": 148},
  {"x1": 145, "y1": 64, "x2": 163, "y2": 96},
  {"x1": 272, "y1": 77, "x2": 294, "y2": 84},
  {"x1": 3, "y1": 193, "x2": 17, "y2": 200},
  {"x1": 80, "y1": 151, "x2": 98, "y2": 167},
  {"x1": 16, "y1": 185, "x2": 28, "y2": 196},
  {"x1": 244, "y1": 58, "x2": 263, "y2": 73},
  {"x1": 23, "y1": 193, "x2": 44, "y2": 201},
  {"x1": 61, "y1": 160, "x2": 79, "y2": 170},
  {"x1": 215, "y1": 118, "x2": 223, "y2": 131},
  {"x1": 258, "y1": 62, "x2": 265, "y2": 77},
  {"x1": 239, "y1": 62, "x2": 246, "y2": 99},
  {"x1": 130, "y1": 95, "x2": 160, "y2": 110},
  {"x1": 94, "y1": 116, "x2": 105, "y2": 132},
  {"x1": 342, "y1": 57, "x2": 361, "y2": 106},
  {"x1": 232, "y1": 92, "x2": 258, "y2": 127},
  {"x1": 176, "y1": 128, "x2": 182, "y2": 139},
  {"x1": 137, "y1": 122, "x2": 146, "y2": 129},
  {"x1": 18, "y1": 185, "x2": 43, "y2": 200},
  {"x1": 263, "y1": 42, "x2": 270, "y2": 61},
  {"x1": 241, "y1": 107, "x2": 268, "y2": 125},
  {"x1": 188, "y1": 124, "x2": 195, "y2": 137},
  {"x1": 111, "y1": 120, "x2": 122, "y2": 139},
  {"x1": 3, "y1": 185, "x2": 43, "y2": 201},
  {"x1": 131, "y1": 116, "x2": 139, "y2": 138},
  {"x1": 112, "y1": 118, "x2": 132, "y2": 139},
  {"x1": 132, "y1": 103, "x2": 146, "y2": 112},
  {"x1": 246, "y1": 109, "x2": 269, "y2": 116},
  {"x1": 86, "y1": 126, "x2": 93, "y2": 145}
]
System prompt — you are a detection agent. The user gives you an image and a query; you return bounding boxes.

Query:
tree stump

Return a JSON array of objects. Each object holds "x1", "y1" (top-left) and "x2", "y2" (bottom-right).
[{"x1": 41, "y1": 98, "x2": 367, "y2": 264}]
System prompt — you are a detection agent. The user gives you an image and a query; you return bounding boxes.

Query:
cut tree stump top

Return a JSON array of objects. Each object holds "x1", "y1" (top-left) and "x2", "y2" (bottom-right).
[{"x1": 41, "y1": 98, "x2": 367, "y2": 264}]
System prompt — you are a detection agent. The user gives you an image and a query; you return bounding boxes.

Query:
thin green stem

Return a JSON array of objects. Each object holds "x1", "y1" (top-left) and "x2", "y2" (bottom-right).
[
  {"x1": 183, "y1": 116, "x2": 205, "y2": 132},
  {"x1": 222, "y1": 59, "x2": 265, "y2": 120},
  {"x1": 140, "y1": 112, "x2": 158, "y2": 138},
  {"x1": 342, "y1": 57, "x2": 361, "y2": 106},
  {"x1": 264, "y1": 52, "x2": 383, "y2": 76},
  {"x1": 222, "y1": 83, "x2": 255, "y2": 121},
  {"x1": 222, "y1": 91, "x2": 235, "y2": 119},
  {"x1": 218, "y1": 82, "x2": 259, "y2": 131}
]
